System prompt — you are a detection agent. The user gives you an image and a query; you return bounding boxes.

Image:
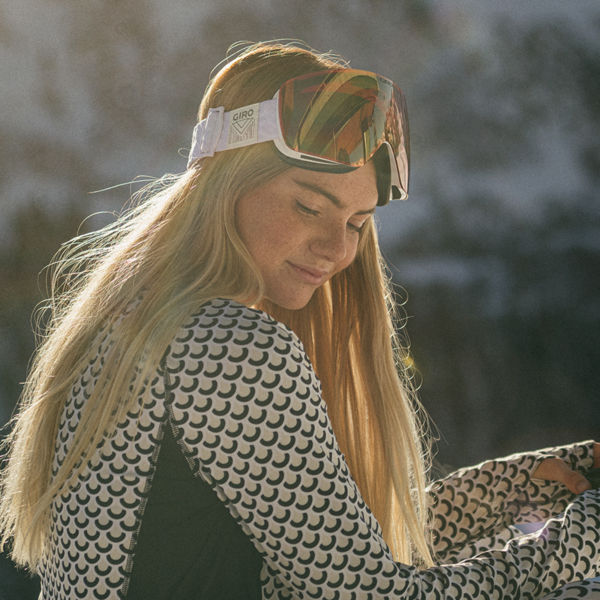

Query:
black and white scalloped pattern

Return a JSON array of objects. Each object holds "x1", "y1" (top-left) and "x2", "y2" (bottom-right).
[
  {"x1": 38, "y1": 299, "x2": 600, "y2": 599},
  {"x1": 39, "y1": 321, "x2": 168, "y2": 599}
]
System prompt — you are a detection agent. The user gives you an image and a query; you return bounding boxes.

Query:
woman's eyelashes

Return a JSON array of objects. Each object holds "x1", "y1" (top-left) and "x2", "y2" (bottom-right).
[
  {"x1": 295, "y1": 200, "x2": 320, "y2": 217},
  {"x1": 347, "y1": 221, "x2": 365, "y2": 233},
  {"x1": 295, "y1": 200, "x2": 367, "y2": 233}
]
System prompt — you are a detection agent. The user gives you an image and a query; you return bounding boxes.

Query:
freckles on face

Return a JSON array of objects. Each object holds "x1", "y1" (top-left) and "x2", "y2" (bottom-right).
[{"x1": 235, "y1": 161, "x2": 378, "y2": 310}]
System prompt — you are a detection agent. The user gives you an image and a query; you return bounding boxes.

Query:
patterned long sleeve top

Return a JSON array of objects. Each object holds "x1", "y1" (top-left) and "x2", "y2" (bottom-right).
[{"x1": 38, "y1": 299, "x2": 600, "y2": 599}]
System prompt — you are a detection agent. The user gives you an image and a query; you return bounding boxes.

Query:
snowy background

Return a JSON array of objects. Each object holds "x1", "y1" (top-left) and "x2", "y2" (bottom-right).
[{"x1": 1, "y1": 0, "x2": 599, "y2": 470}]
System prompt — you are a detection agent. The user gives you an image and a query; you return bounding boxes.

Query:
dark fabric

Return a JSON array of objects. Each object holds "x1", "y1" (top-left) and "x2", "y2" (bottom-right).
[
  {"x1": 0, "y1": 552, "x2": 40, "y2": 600},
  {"x1": 126, "y1": 426, "x2": 262, "y2": 600}
]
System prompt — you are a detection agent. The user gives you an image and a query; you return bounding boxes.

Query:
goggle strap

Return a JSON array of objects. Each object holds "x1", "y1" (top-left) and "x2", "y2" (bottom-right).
[{"x1": 187, "y1": 99, "x2": 279, "y2": 168}]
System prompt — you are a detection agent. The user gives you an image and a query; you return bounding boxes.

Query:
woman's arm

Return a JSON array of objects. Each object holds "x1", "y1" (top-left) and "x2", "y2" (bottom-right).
[
  {"x1": 427, "y1": 441, "x2": 597, "y2": 561},
  {"x1": 164, "y1": 300, "x2": 600, "y2": 599}
]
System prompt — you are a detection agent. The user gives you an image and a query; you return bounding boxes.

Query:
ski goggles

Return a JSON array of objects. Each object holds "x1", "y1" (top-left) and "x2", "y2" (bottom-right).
[{"x1": 187, "y1": 68, "x2": 410, "y2": 204}]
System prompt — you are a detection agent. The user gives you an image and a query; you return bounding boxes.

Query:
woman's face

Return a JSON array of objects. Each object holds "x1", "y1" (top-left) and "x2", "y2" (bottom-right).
[{"x1": 236, "y1": 161, "x2": 378, "y2": 310}]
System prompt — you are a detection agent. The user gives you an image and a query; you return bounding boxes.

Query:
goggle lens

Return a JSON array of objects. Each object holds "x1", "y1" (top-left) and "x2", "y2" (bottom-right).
[{"x1": 279, "y1": 69, "x2": 409, "y2": 198}]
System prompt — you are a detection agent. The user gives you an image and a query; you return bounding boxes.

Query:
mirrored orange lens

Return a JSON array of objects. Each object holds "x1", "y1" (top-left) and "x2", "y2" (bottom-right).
[{"x1": 279, "y1": 69, "x2": 409, "y2": 197}]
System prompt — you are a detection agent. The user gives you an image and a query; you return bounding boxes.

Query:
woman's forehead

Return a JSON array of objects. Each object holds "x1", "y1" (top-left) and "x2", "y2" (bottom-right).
[{"x1": 280, "y1": 164, "x2": 378, "y2": 213}]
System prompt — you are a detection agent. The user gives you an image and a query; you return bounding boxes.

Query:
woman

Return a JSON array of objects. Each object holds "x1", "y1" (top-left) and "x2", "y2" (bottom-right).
[{"x1": 0, "y1": 41, "x2": 598, "y2": 599}]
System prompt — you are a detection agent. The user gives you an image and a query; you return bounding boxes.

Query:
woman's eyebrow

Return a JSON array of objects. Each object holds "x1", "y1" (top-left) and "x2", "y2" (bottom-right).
[{"x1": 291, "y1": 179, "x2": 376, "y2": 215}]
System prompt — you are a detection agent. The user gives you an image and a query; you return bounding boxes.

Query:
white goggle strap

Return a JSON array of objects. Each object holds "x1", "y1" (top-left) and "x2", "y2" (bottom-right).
[{"x1": 187, "y1": 97, "x2": 280, "y2": 168}]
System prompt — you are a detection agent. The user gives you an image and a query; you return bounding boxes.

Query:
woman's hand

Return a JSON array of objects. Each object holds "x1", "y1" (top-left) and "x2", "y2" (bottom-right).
[{"x1": 532, "y1": 441, "x2": 600, "y2": 494}]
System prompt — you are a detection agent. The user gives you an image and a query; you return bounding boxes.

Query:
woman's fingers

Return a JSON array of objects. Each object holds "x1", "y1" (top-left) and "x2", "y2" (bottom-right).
[
  {"x1": 532, "y1": 457, "x2": 592, "y2": 494},
  {"x1": 533, "y1": 441, "x2": 600, "y2": 493}
]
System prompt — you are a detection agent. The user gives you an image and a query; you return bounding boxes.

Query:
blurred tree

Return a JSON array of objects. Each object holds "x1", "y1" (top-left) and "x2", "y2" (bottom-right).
[{"x1": 0, "y1": 202, "x2": 89, "y2": 425}]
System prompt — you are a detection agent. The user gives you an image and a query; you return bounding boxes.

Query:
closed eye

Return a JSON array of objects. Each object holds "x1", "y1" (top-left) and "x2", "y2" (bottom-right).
[
  {"x1": 296, "y1": 200, "x2": 320, "y2": 216},
  {"x1": 347, "y1": 222, "x2": 365, "y2": 233},
  {"x1": 296, "y1": 198, "x2": 369, "y2": 233},
  {"x1": 348, "y1": 215, "x2": 372, "y2": 234}
]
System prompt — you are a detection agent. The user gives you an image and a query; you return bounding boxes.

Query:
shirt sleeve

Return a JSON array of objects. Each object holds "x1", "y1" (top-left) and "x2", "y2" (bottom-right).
[
  {"x1": 427, "y1": 440, "x2": 596, "y2": 562},
  {"x1": 539, "y1": 579, "x2": 600, "y2": 600},
  {"x1": 163, "y1": 300, "x2": 600, "y2": 599}
]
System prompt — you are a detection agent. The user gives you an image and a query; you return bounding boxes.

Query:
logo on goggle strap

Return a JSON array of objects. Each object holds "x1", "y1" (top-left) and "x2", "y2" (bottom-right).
[{"x1": 228, "y1": 103, "x2": 259, "y2": 148}]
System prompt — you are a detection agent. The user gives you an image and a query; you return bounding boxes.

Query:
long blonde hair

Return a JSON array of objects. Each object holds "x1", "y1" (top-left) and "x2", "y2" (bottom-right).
[{"x1": 0, "y1": 41, "x2": 433, "y2": 570}]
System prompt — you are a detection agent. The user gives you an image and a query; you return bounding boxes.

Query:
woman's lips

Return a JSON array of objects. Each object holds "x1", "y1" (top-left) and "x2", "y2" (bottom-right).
[{"x1": 287, "y1": 262, "x2": 328, "y2": 285}]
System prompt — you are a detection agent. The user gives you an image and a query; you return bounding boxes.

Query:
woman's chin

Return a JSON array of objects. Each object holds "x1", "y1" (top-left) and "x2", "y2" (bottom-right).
[{"x1": 264, "y1": 289, "x2": 315, "y2": 312}]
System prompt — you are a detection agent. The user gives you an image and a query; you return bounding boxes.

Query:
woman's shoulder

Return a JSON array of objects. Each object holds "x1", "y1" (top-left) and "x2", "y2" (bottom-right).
[
  {"x1": 168, "y1": 298, "x2": 305, "y2": 360},
  {"x1": 163, "y1": 298, "x2": 320, "y2": 403}
]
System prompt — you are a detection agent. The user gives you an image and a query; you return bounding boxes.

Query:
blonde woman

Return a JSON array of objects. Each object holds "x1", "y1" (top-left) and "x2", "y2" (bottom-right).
[{"x1": 1, "y1": 41, "x2": 599, "y2": 600}]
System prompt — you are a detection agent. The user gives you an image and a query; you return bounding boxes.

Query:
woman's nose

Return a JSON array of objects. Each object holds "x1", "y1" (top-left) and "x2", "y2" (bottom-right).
[{"x1": 310, "y1": 222, "x2": 349, "y2": 263}]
